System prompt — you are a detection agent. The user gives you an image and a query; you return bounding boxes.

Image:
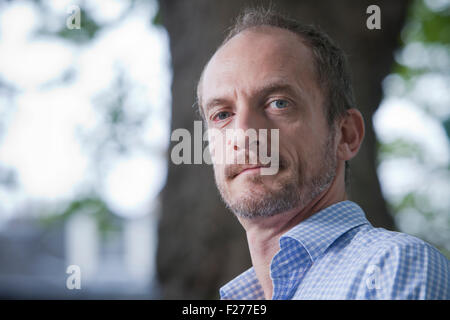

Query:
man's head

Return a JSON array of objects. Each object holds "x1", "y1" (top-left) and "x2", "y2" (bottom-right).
[{"x1": 197, "y1": 8, "x2": 364, "y2": 219}]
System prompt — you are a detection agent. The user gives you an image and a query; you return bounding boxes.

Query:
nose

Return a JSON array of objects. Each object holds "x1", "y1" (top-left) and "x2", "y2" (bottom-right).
[
  {"x1": 234, "y1": 103, "x2": 257, "y2": 132},
  {"x1": 229, "y1": 102, "x2": 264, "y2": 161}
]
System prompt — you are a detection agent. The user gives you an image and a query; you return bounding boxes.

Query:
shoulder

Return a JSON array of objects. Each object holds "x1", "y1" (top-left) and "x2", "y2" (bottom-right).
[
  {"x1": 359, "y1": 228, "x2": 449, "y2": 299},
  {"x1": 366, "y1": 228, "x2": 447, "y2": 266}
]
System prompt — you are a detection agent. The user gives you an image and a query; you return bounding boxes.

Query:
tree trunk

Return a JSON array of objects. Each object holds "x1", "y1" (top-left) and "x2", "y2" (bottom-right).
[{"x1": 156, "y1": 0, "x2": 409, "y2": 299}]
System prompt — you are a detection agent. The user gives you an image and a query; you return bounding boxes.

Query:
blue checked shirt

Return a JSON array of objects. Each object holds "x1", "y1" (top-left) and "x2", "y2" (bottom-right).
[{"x1": 220, "y1": 201, "x2": 450, "y2": 300}]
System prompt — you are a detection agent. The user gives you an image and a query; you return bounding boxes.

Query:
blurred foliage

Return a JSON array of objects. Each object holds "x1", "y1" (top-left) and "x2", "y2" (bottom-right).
[
  {"x1": 34, "y1": 0, "x2": 139, "y2": 44},
  {"x1": 393, "y1": 192, "x2": 433, "y2": 219},
  {"x1": 38, "y1": 196, "x2": 121, "y2": 241},
  {"x1": 152, "y1": 8, "x2": 162, "y2": 26},
  {"x1": 29, "y1": 0, "x2": 158, "y2": 238},
  {"x1": 87, "y1": 71, "x2": 151, "y2": 157},
  {"x1": 0, "y1": 166, "x2": 17, "y2": 189},
  {"x1": 401, "y1": 0, "x2": 450, "y2": 45},
  {"x1": 0, "y1": 77, "x2": 18, "y2": 189},
  {"x1": 377, "y1": 138, "x2": 425, "y2": 163},
  {"x1": 394, "y1": 0, "x2": 450, "y2": 79},
  {"x1": 393, "y1": 63, "x2": 428, "y2": 81},
  {"x1": 443, "y1": 117, "x2": 450, "y2": 139},
  {"x1": 33, "y1": 4, "x2": 101, "y2": 44},
  {"x1": 380, "y1": 0, "x2": 450, "y2": 257},
  {"x1": 55, "y1": 8, "x2": 101, "y2": 43}
]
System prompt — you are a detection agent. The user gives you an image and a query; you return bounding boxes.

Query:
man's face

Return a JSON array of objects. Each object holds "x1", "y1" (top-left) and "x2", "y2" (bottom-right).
[{"x1": 200, "y1": 26, "x2": 337, "y2": 219}]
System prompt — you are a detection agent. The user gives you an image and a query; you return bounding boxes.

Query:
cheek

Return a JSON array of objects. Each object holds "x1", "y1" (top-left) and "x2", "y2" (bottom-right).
[
  {"x1": 279, "y1": 128, "x2": 305, "y2": 162},
  {"x1": 213, "y1": 162, "x2": 225, "y2": 177},
  {"x1": 279, "y1": 129, "x2": 317, "y2": 176}
]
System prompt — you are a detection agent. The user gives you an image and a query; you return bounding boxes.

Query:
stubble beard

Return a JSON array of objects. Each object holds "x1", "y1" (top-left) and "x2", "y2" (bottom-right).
[{"x1": 214, "y1": 133, "x2": 337, "y2": 220}]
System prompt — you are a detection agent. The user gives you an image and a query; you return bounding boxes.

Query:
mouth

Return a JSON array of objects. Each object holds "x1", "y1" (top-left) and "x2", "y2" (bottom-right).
[{"x1": 233, "y1": 165, "x2": 271, "y2": 179}]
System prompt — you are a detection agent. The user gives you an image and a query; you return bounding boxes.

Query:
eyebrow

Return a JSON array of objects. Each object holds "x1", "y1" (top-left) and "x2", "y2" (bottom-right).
[
  {"x1": 203, "y1": 80, "x2": 304, "y2": 115},
  {"x1": 204, "y1": 98, "x2": 230, "y2": 115},
  {"x1": 256, "y1": 82, "x2": 302, "y2": 102}
]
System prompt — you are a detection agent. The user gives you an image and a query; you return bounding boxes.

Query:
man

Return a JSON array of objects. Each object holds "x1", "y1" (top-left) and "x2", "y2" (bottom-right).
[{"x1": 196, "y1": 8, "x2": 449, "y2": 299}]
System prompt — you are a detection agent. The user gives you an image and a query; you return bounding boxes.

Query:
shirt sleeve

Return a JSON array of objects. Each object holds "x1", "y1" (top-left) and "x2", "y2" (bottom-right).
[{"x1": 359, "y1": 233, "x2": 449, "y2": 300}]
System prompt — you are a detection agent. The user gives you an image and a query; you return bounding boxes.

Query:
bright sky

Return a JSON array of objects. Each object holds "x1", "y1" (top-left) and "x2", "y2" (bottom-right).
[{"x1": 0, "y1": 1, "x2": 448, "y2": 230}]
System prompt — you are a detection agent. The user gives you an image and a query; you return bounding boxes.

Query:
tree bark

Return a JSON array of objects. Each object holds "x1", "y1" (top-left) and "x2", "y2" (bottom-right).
[{"x1": 156, "y1": 0, "x2": 409, "y2": 299}]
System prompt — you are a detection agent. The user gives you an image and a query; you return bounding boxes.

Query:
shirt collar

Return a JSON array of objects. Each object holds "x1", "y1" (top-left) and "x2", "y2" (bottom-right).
[
  {"x1": 280, "y1": 200, "x2": 370, "y2": 262},
  {"x1": 220, "y1": 200, "x2": 370, "y2": 300}
]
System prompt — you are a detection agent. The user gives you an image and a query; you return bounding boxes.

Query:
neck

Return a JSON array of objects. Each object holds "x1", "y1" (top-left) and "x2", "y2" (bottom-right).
[{"x1": 239, "y1": 163, "x2": 347, "y2": 299}]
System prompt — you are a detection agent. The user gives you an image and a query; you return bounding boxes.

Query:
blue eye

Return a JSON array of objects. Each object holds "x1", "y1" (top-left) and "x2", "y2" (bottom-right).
[
  {"x1": 269, "y1": 99, "x2": 289, "y2": 109},
  {"x1": 213, "y1": 111, "x2": 231, "y2": 121}
]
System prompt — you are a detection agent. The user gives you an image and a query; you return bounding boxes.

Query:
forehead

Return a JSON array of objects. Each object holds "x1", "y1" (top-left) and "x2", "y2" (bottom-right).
[{"x1": 201, "y1": 26, "x2": 317, "y2": 103}]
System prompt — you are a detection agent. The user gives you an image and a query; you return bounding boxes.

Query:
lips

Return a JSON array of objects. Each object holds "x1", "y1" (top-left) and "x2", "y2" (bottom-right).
[
  {"x1": 233, "y1": 164, "x2": 270, "y2": 178},
  {"x1": 225, "y1": 159, "x2": 285, "y2": 180}
]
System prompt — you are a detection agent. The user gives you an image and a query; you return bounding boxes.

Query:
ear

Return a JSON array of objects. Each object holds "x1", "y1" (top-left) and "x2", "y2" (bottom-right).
[{"x1": 336, "y1": 109, "x2": 365, "y2": 161}]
